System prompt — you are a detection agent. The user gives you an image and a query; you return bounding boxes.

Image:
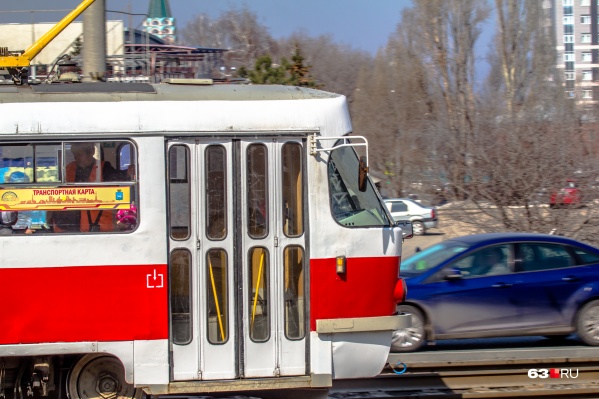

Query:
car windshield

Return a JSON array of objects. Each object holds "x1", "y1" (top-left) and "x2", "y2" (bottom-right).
[{"x1": 400, "y1": 241, "x2": 470, "y2": 277}]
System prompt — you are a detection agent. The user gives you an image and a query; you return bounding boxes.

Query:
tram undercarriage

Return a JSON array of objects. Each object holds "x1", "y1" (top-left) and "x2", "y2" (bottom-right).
[{"x1": 0, "y1": 355, "x2": 139, "y2": 399}]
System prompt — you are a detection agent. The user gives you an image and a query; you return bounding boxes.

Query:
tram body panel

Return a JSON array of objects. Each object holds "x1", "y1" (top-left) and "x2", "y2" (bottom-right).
[{"x1": 0, "y1": 84, "x2": 406, "y2": 397}]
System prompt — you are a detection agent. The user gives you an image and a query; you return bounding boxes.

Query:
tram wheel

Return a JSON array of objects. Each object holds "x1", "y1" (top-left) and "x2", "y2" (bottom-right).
[{"x1": 67, "y1": 354, "x2": 140, "y2": 399}]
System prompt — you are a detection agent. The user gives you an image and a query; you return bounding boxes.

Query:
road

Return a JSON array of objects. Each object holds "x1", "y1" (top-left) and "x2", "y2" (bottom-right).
[{"x1": 401, "y1": 231, "x2": 446, "y2": 258}]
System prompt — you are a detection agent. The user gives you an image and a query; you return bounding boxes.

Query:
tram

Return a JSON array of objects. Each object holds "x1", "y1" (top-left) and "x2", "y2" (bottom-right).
[{"x1": 0, "y1": 1, "x2": 411, "y2": 398}]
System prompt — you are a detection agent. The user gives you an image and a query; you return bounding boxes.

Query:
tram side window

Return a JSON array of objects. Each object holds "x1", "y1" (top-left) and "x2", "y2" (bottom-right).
[
  {"x1": 207, "y1": 249, "x2": 229, "y2": 344},
  {"x1": 0, "y1": 143, "x2": 60, "y2": 184},
  {"x1": 0, "y1": 141, "x2": 138, "y2": 234},
  {"x1": 168, "y1": 145, "x2": 191, "y2": 240},
  {"x1": 51, "y1": 141, "x2": 137, "y2": 233},
  {"x1": 247, "y1": 144, "x2": 268, "y2": 239},
  {"x1": 206, "y1": 145, "x2": 227, "y2": 240},
  {"x1": 282, "y1": 143, "x2": 303, "y2": 237},
  {"x1": 170, "y1": 249, "x2": 192, "y2": 345},
  {"x1": 248, "y1": 247, "x2": 270, "y2": 342},
  {"x1": 284, "y1": 246, "x2": 305, "y2": 340}
]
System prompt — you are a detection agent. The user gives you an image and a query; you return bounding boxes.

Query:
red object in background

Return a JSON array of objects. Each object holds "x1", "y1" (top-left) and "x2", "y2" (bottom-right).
[{"x1": 550, "y1": 179, "x2": 581, "y2": 208}]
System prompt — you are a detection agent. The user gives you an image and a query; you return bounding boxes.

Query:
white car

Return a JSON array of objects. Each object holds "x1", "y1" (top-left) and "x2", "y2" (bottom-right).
[{"x1": 384, "y1": 198, "x2": 438, "y2": 236}]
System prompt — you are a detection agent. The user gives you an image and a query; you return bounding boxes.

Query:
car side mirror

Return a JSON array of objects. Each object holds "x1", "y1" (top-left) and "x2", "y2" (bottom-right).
[
  {"x1": 358, "y1": 156, "x2": 368, "y2": 192},
  {"x1": 396, "y1": 221, "x2": 413, "y2": 239},
  {"x1": 445, "y1": 268, "x2": 464, "y2": 281}
]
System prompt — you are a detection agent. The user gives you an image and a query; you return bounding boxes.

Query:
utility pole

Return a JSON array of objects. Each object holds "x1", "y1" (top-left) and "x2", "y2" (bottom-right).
[{"x1": 82, "y1": 0, "x2": 106, "y2": 81}]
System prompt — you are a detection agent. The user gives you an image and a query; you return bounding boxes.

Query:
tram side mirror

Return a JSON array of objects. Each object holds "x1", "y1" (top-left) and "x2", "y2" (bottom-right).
[
  {"x1": 396, "y1": 221, "x2": 413, "y2": 239},
  {"x1": 358, "y1": 156, "x2": 368, "y2": 192}
]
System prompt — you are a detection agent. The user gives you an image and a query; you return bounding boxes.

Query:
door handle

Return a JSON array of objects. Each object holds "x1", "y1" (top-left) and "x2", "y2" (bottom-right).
[
  {"x1": 562, "y1": 276, "x2": 579, "y2": 282},
  {"x1": 492, "y1": 282, "x2": 513, "y2": 288}
]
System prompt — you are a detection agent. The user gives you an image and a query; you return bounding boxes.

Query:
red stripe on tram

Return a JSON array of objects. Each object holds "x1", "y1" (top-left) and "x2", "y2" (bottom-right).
[{"x1": 0, "y1": 264, "x2": 168, "y2": 345}]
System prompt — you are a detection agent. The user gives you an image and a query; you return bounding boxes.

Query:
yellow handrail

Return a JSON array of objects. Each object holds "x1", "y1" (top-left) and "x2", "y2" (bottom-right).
[
  {"x1": 251, "y1": 251, "x2": 265, "y2": 331},
  {"x1": 0, "y1": 0, "x2": 96, "y2": 68},
  {"x1": 208, "y1": 257, "x2": 226, "y2": 342}
]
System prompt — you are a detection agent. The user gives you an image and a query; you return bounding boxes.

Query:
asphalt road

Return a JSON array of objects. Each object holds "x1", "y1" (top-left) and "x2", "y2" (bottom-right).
[{"x1": 401, "y1": 231, "x2": 446, "y2": 258}]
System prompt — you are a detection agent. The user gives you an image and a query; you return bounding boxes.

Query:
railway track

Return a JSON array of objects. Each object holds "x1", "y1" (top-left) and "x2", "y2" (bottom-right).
[
  {"x1": 327, "y1": 347, "x2": 599, "y2": 398},
  {"x1": 152, "y1": 347, "x2": 599, "y2": 399}
]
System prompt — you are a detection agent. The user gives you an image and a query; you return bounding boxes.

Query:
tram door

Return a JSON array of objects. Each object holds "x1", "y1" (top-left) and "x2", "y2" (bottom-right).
[{"x1": 168, "y1": 138, "x2": 307, "y2": 381}]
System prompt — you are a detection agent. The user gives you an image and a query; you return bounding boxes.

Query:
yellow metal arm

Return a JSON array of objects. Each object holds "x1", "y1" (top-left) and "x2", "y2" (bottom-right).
[{"x1": 0, "y1": 0, "x2": 96, "y2": 68}]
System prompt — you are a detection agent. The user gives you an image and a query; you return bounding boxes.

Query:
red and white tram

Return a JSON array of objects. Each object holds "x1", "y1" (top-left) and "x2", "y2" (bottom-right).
[{"x1": 0, "y1": 4, "x2": 410, "y2": 399}]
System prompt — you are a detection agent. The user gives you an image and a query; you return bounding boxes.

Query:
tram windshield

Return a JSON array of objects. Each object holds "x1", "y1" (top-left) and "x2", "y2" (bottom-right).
[{"x1": 328, "y1": 141, "x2": 390, "y2": 227}]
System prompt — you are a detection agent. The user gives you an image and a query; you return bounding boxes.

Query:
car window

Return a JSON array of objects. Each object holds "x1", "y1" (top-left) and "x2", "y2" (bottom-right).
[
  {"x1": 447, "y1": 244, "x2": 511, "y2": 278},
  {"x1": 391, "y1": 202, "x2": 408, "y2": 212},
  {"x1": 516, "y1": 243, "x2": 574, "y2": 272},
  {"x1": 573, "y1": 247, "x2": 599, "y2": 265},
  {"x1": 400, "y1": 241, "x2": 470, "y2": 277}
]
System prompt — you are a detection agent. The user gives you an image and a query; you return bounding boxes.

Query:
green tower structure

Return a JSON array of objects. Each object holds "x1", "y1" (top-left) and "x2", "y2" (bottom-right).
[{"x1": 143, "y1": 0, "x2": 176, "y2": 44}]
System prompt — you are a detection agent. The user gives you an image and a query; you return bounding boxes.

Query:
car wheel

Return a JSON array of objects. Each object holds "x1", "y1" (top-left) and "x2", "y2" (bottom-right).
[
  {"x1": 391, "y1": 305, "x2": 426, "y2": 352},
  {"x1": 577, "y1": 300, "x2": 599, "y2": 346},
  {"x1": 412, "y1": 221, "x2": 425, "y2": 236}
]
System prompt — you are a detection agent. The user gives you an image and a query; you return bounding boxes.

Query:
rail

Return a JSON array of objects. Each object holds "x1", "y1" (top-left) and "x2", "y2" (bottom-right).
[{"x1": 326, "y1": 347, "x2": 599, "y2": 398}]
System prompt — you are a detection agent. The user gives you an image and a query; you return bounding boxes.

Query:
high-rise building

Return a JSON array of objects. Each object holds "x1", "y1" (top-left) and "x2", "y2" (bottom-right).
[
  {"x1": 550, "y1": 0, "x2": 599, "y2": 105},
  {"x1": 143, "y1": 0, "x2": 176, "y2": 45}
]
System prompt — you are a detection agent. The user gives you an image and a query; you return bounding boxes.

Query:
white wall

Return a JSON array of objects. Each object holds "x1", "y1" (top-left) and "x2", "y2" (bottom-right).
[{"x1": 0, "y1": 20, "x2": 124, "y2": 65}]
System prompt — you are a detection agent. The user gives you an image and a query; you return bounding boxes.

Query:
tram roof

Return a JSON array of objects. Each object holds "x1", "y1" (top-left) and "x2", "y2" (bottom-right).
[
  {"x1": 0, "y1": 82, "x2": 340, "y2": 102},
  {"x1": 0, "y1": 82, "x2": 353, "y2": 137}
]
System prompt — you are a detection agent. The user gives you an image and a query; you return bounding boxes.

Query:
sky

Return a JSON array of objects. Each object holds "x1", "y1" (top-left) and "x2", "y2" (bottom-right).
[
  {"x1": 0, "y1": 0, "x2": 412, "y2": 55},
  {"x1": 0, "y1": 0, "x2": 493, "y2": 80}
]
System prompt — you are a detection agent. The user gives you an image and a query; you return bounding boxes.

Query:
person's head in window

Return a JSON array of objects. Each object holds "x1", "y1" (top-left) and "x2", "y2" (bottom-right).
[
  {"x1": 71, "y1": 142, "x2": 97, "y2": 168},
  {"x1": 474, "y1": 247, "x2": 506, "y2": 276}
]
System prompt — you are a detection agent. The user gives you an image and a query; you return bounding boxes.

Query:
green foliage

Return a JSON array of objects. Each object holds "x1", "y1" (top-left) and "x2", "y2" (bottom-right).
[
  {"x1": 70, "y1": 36, "x2": 83, "y2": 56},
  {"x1": 286, "y1": 45, "x2": 317, "y2": 87},
  {"x1": 243, "y1": 45, "x2": 317, "y2": 87}
]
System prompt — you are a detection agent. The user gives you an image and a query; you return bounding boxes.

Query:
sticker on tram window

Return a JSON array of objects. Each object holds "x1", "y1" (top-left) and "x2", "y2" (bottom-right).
[{"x1": 0, "y1": 186, "x2": 132, "y2": 211}]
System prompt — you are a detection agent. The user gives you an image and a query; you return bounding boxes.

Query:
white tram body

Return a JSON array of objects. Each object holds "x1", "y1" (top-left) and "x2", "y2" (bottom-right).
[{"x1": 0, "y1": 81, "x2": 409, "y2": 398}]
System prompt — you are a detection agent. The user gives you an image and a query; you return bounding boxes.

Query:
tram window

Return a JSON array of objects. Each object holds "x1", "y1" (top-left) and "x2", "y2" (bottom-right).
[
  {"x1": 328, "y1": 142, "x2": 390, "y2": 228},
  {"x1": 64, "y1": 141, "x2": 135, "y2": 183},
  {"x1": 284, "y1": 246, "x2": 305, "y2": 340},
  {"x1": 35, "y1": 144, "x2": 61, "y2": 183},
  {"x1": 170, "y1": 249, "x2": 192, "y2": 345},
  {"x1": 248, "y1": 247, "x2": 270, "y2": 342},
  {"x1": 205, "y1": 145, "x2": 227, "y2": 240},
  {"x1": 247, "y1": 144, "x2": 268, "y2": 239},
  {"x1": 118, "y1": 142, "x2": 134, "y2": 171},
  {"x1": 206, "y1": 249, "x2": 229, "y2": 344},
  {"x1": 0, "y1": 143, "x2": 35, "y2": 183},
  {"x1": 0, "y1": 141, "x2": 138, "y2": 234},
  {"x1": 281, "y1": 142, "x2": 303, "y2": 237},
  {"x1": 168, "y1": 146, "x2": 191, "y2": 240}
]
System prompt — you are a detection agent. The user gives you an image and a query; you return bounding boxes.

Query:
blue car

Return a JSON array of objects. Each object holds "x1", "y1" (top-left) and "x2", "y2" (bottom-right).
[{"x1": 392, "y1": 233, "x2": 599, "y2": 352}]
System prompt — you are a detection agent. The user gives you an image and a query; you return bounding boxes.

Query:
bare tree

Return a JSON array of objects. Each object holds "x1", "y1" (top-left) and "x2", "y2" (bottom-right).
[
  {"x1": 449, "y1": 0, "x2": 599, "y2": 243},
  {"x1": 393, "y1": 0, "x2": 491, "y2": 201},
  {"x1": 180, "y1": 7, "x2": 278, "y2": 71},
  {"x1": 277, "y1": 33, "x2": 372, "y2": 102}
]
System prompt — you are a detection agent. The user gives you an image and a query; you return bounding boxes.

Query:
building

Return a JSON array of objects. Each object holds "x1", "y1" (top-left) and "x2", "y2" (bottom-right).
[
  {"x1": 143, "y1": 0, "x2": 176, "y2": 45},
  {"x1": 0, "y1": 20, "x2": 124, "y2": 80},
  {"x1": 549, "y1": 0, "x2": 599, "y2": 105},
  {"x1": 0, "y1": 0, "x2": 229, "y2": 84}
]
